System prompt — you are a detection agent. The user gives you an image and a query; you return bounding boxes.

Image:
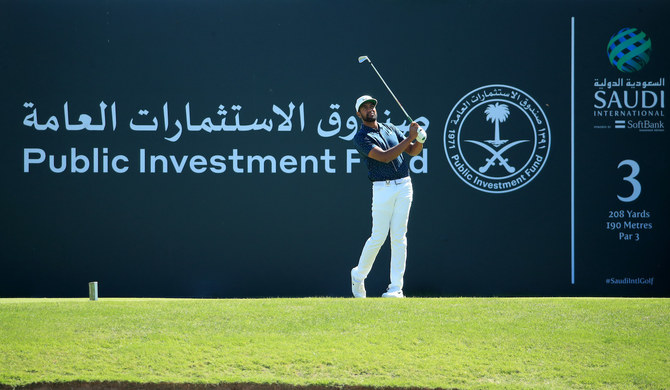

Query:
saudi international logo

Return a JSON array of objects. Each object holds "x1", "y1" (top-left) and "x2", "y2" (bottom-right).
[
  {"x1": 607, "y1": 27, "x2": 652, "y2": 73},
  {"x1": 444, "y1": 85, "x2": 550, "y2": 194}
]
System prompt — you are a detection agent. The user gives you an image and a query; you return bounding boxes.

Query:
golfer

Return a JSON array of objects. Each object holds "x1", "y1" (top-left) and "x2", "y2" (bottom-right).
[{"x1": 350, "y1": 95, "x2": 424, "y2": 298}]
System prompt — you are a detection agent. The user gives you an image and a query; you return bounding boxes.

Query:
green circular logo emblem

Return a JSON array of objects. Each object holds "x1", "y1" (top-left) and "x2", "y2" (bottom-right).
[{"x1": 607, "y1": 27, "x2": 652, "y2": 73}]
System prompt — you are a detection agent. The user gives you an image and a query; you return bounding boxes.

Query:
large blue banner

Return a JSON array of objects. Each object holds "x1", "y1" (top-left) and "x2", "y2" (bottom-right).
[{"x1": 1, "y1": 0, "x2": 668, "y2": 297}]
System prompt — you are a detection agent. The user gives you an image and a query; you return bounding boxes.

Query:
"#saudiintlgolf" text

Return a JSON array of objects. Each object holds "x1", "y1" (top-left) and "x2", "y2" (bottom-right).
[{"x1": 23, "y1": 147, "x2": 428, "y2": 174}]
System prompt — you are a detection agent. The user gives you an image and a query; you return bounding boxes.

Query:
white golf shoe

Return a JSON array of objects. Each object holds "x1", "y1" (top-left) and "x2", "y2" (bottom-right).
[
  {"x1": 351, "y1": 268, "x2": 366, "y2": 298},
  {"x1": 382, "y1": 289, "x2": 404, "y2": 298}
]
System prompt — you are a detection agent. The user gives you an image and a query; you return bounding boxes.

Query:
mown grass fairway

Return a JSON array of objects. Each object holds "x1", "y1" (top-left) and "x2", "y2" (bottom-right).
[{"x1": 0, "y1": 298, "x2": 668, "y2": 389}]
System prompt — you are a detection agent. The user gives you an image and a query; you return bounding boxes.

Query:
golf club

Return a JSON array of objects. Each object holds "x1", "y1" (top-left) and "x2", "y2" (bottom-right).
[
  {"x1": 357, "y1": 55, "x2": 414, "y2": 123},
  {"x1": 358, "y1": 55, "x2": 426, "y2": 143}
]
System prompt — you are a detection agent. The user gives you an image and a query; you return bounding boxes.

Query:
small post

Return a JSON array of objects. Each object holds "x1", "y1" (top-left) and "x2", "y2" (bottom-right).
[{"x1": 89, "y1": 281, "x2": 98, "y2": 301}]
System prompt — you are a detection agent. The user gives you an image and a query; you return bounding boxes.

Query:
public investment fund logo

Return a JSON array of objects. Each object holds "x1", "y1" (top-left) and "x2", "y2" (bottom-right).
[
  {"x1": 607, "y1": 27, "x2": 652, "y2": 73},
  {"x1": 444, "y1": 85, "x2": 550, "y2": 193}
]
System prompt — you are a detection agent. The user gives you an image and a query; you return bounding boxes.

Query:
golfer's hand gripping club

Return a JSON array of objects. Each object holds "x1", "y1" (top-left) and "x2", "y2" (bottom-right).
[{"x1": 412, "y1": 123, "x2": 427, "y2": 144}]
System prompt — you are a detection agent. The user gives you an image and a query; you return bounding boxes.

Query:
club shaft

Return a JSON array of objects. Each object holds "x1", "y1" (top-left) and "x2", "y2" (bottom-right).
[{"x1": 367, "y1": 61, "x2": 413, "y2": 123}]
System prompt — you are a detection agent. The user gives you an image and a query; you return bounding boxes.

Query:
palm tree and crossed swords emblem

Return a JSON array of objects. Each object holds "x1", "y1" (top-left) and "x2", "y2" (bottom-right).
[{"x1": 464, "y1": 103, "x2": 529, "y2": 174}]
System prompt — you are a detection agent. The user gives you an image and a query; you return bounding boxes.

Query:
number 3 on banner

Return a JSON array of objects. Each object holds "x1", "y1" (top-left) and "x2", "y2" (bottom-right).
[{"x1": 617, "y1": 160, "x2": 641, "y2": 203}]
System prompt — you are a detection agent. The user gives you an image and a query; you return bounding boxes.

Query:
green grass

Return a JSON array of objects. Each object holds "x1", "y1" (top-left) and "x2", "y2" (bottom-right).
[{"x1": 0, "y1": 298, "x2": 668, "y2": 389}]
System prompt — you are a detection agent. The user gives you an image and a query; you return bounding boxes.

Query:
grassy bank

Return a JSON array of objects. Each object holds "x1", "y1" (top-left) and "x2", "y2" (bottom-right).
[{"x1": 0, "y1": 298, "x2": 668, "y2": 389}]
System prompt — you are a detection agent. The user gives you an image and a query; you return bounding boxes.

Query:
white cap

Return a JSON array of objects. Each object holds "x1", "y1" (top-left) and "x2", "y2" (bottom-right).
[{"x1": 355, "y1": 95, "x2": 377, "y2": 112}]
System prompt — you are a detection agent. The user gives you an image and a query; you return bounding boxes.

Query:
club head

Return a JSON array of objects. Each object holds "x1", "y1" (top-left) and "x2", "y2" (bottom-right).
[{"x1": 358, "y1": 55, "x2": 370, "y2": 63}]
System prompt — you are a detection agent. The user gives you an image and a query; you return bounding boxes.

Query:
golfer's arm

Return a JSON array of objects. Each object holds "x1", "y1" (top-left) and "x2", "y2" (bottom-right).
[
  {"x1": 405, "y1": 141, "x2": 423, "y2": 156},
  {"x1": 368, "y1": 137, "x2": 415, "y2": 163}
]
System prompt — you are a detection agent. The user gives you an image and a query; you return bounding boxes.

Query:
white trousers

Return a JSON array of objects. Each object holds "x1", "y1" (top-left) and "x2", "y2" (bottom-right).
[{"x1": 353, "y1": 177, "x2": 413, "y2": 292}]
